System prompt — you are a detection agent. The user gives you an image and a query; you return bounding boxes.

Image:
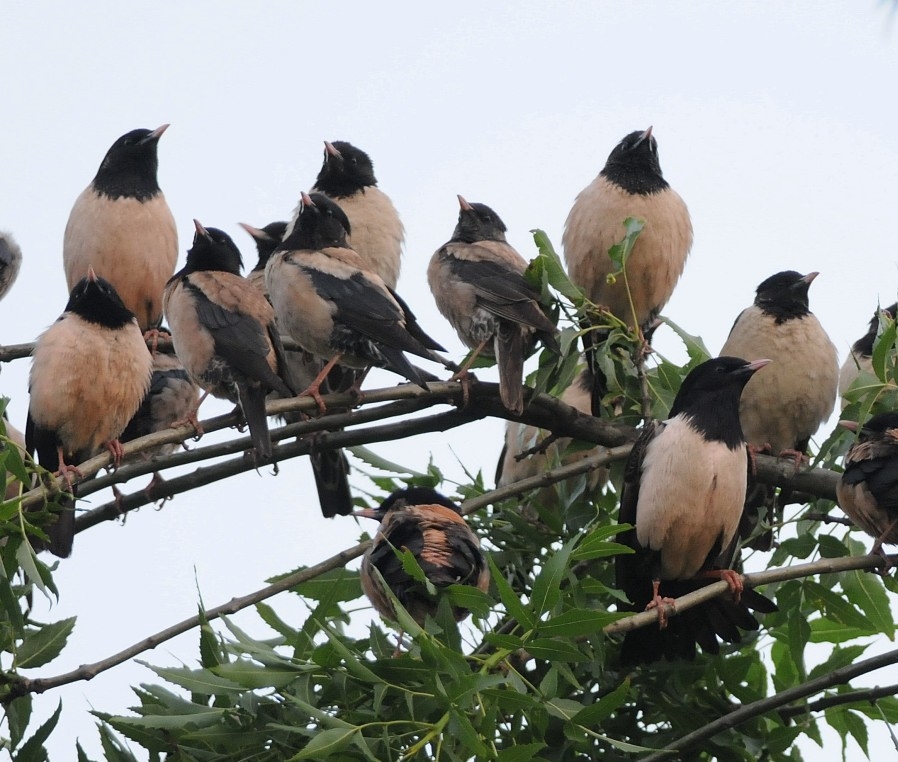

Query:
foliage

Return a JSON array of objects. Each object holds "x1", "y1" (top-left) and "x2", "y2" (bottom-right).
[{"x1": 0, "y1": 234, "x2": 897, "y2": 761}]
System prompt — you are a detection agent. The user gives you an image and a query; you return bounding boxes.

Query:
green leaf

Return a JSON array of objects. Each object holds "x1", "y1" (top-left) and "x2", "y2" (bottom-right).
[
  {"x1": 213, "y1": 659, "x2": 304, "y2": 690},
  {"x1": 841, "y1": 570, "x2": 894, "y2": 637},
  {"x1": 526, "y1": 638, "x2": 590, "y2": 662},
  {"x1": 481, "y1": 687, "x2": 540, "y2": 713},
  {"x1": 487, "y1": 555, "x2": 535, "y2": 629},
  {"x1": 288, "y1": 727, "x2": 358, "y2": 760},
  {"x1": 572, "y1": 678, "x2": 630, "y2": 725},
  {"x1": 817, "y1": 534, "x2": 849, "y2": 558},
  {"x1": 804, "y1": 581, "x2": 874, "y2": 633},
  {"x1": 450, "y1": 708, "x2": 492, "y2": 758},
  {"x1": 530, "y1": 533, "x2": 579, "y2": 617},
  {"x1": 872, "y1": 310, "x2": 898, "y2": 382},
  {"x1": 444, "y1": 584, "x2": 493, "y2": 619},
  {"x1": 15, "y1": 617, "x2": 76, "y2": 669},
  {"x1": 538, "y1": 608, "x2": 624, "y2": 637},
  {"x1": 288, "y1": 568, "x2": 363, "y2": 603},
  {"x1": 530, "y1": 229, "x2": 584, "y2": 303},
  {"x1": 147, "y1": 665, "x2": 243, "y2": 695},
  {"x1": 497, "y1": 743, "x2": 548, "y2": 762},
  {"x1": 8, "y1": 694, "x2": 32, "y2": 751},
  {"x1": 348, "y1": 446, "x2": 428, "y2": 477},
  {"x1": 659, "y1": 316, "x2": 712, "y2": 364},
  {"x1": 15, "y1": 700, "x2": 61, "y2": 762}
]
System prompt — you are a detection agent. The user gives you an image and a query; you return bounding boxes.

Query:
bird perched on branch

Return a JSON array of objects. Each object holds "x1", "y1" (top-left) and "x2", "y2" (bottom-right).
[
  {"x1": 266, "y1": 192, "x2": 446, "y2": 411},
  {"x1": 26, "y1": 268, "x2": 153, "y2": 557},
  {"x1": 428, "y1": 196, "x2": 558, "y2": 415},
  {"x1": 311, "y1": 140, "x2": 403, "y2": 290},
  {"x1": 615, "y1": 356, "x2": 777, "y2": 665},
  {"x1": 163, "y1": 220, "x2": 294, "y2": 461},
  {"x1": 0, "y1": 231, "x2": 22, "y2": 301},
  {"x1": 356, "y1": 487, "x2": 489, "y2": 627},
  {"x1": 838, "y1": 302, "x2": 897, "y2": 407},
  {"x1": 63, "y1": 125, "x2": 177, "y2": 334},
  {"x1": 720, "y1": 270, "x2": 839, "y2": 549},
  {"x1": 562, "y1": 127, "x2": 692, "y2": 415},
  {"x1": 837, "y1": 414, "x2": 898, "y2": 566}
]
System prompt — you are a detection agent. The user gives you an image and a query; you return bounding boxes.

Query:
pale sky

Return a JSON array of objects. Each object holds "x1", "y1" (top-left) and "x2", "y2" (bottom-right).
[{"x1": 2, "y1": 1, "x2": 897, "y2": 758}]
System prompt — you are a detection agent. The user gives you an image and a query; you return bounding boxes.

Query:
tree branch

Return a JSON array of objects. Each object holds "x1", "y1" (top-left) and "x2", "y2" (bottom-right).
[
  {"x1": 639, "y1": 647, "x2": 898, "y2": 761},
  {"x1": 778, "y1": 683, "x2": 898, "y2": 720}
]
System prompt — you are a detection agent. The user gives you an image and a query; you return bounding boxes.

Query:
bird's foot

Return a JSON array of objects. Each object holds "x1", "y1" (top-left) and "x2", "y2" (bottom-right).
[
  {"x1": 299, "y1": 383, "x2": 328, "y2": 416},
  {"x1": 143, "y1": 328, "x2": 162, "y2": 355},
  {"x1": 54, "y1": 462, "x2": 83, "y2": 492},
  {"x1": 111, "y1": 485, "x2": 127, "y2": 518},
  {"x1": 172, "y1": 409, "x2": 204, "y2": 440},
  {"x1": 145, "y1": 471, "x2": 173, "y2": 507},
  {"x1": 646, "y1": 581, "x2": 677, "y2": 629},
  {"x1": 870, "y1": 521, "x2": 898, "y2": 576},
  {"x1": 699, "y1": 568, "x2": 744, "y2": 602},
  {"x1": 104, "y1": 438, "x2": 125, "y2": 468},
  {"x1": 746, "y1": 443, "x2": 772, "y2": 476},
  {"x1": 449, "y1": 369, "x2": 477, "y2": 408},
  {"x1": 778, "y1": 448, "x2": 808, "y2": 470}
]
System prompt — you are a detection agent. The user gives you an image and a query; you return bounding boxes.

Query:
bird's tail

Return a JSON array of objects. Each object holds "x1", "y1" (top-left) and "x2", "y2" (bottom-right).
[
  {"x1": 311, "y1": 448, "x2": 354, "y2": 517},
  {"x1": 496, "y1": 323, "x2": 526, "y2": 415},
  {"x1": 581, "y1": 322, "x2": 610, "y2": 417},
  {"x1": 46, "y1": 497, "x2": 76, "y2": 558},
  {"x1": 238, "y1": 383, "x2": 273, "y2": 460}
]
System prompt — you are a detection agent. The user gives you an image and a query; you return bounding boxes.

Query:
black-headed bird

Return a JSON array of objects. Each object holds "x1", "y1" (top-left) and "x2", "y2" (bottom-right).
[{"x1": 838, "y1": 303, "x2": 897, "y2": 407}]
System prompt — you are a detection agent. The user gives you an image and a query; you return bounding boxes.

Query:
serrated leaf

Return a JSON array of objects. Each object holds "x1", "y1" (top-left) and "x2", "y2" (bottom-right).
[
  {"x1": 289, "y1": 568, "x2": 363, "y2": 603},
  {"x1": 213, "y1": 660, "x2": 303, "y2": 689},
  {"x1": 531, "y1": 229, "x2": 583, "y2": 303},
  {"x1": 659, "y1": 316, "x2": 712, "y2": 364},
  {"x1": 481, "y1": 687, "x2": 540, "y2": 713},
  {"x1": 804, "y1": 581, "x2": 874, "y2": 633},
  {"x1": 15, "y1": 700, "x2": 61, "y2": 762},
  {"x1": 8, "y1": 694, "x2": 32, "y2": 751},
  {"x1": 817, "y1": 534, "x2": 849, "y2": 558},
  {"x1": 497, "y1": 743, "x2": 548, "y2": 762},
  {"x1": 538, "y1": 608, "x2": 624, "y2": 637},
  {"x1": 289, "y1": 727, "x2": 358, "y2": 760},
  {"x1": 147, "y1": 665, "x2": 243, "y2": 695},
  {"x1": 444, "y1": 584, "x2": 493, "y2": 619},
  {"x1": 15, "y1": 541, "x2": 49, "y2": 597},
  {"x1": 841, "y1": 570, "x2": 894, "y2": 637},
  {"x1": 872, "y1": 312, "x2": 898, "y2": 382},
  {"x1": 347, "y1": 446, "x2": 427, "y2": 476},
  {"x1": 15, "y1": 616, "x2": 75, "y2": 669}
]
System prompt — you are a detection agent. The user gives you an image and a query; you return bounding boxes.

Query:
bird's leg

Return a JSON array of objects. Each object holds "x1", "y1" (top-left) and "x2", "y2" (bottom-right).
[
  {"x1": 449, "y1": 339, "x2": 489, "y2": 408},
  {"x1": 145, "y1": 471, "x2": 173, "y2": 507},
  {"x1": 392, "y1": 628, "x2": 407, "y2": 658},
  {"x1": 746, "y1": 443, "x2": 772, "y2": 476},
  {"x1": 778, "y1": 448, "x2": 808, "y2": 470},
  {"x1": 55, "y1": 447, "x2": 82, "y2": 491},
  {"x1": 645, "y1": 579, "x2": 677, "y2": 629},
  {"x1": 111, "y1": 485, "x2": 127, "y2": 517},
  {"x1": 698, "y1": 568, "x2": 744, "y2": 602},
  {"x1": 300, "y1": 354, "x2": 344, "y2": 415},
  {"x1": 143, "y1": 327, "x2": 162, "y2": 355},
  {"x1": 104, "y1": 438, "x2": 125, "y2": 468},
  {"x1": 870, "y1": 518, "x2": 898, "y2": 575},
  {"x1": 172, "y1": 391, "x2": 208, "y2": 439}
]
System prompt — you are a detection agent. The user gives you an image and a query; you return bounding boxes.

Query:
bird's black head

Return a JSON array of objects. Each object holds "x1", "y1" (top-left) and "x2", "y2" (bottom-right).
[
  {"x1": 66, "y1": 267, "x2": 136, "y2": 329},
  {"x1": 185, "y1": 221, "x2": 244, "y2": 275},
  {"x1": 601, "y1": 127, "x2": 669, "y2": 195},
  {"x1": 314, "y1": 140, "x2": 378, "y2": 197},
  {"x1": 754, "y1": 270, "x2": 816, "y2": 323},
  {"x1": 854, "y1": 302, "x2": 898, "y2": 357},
  {"x1": 451, "y1": 196, "x2": 509, "y2": 244},
  {"x1": 92, "y1": 125, "x2": 168, "y2": 201},
  {"x1": 855, "y1": 412, "x2": 898, "y2": 442},
  {"x1": 356, "y1": 487, "x2": 461, "y2": 522},
  {"x1": 240, "y1": 221, "x2": 288, "y2": 272},
  {"x1": 670, "y1": 356, "x2": 769, "y2": 447},
  {"x1": 281, "y1": 192, "x2": 352, "y2": 251}
]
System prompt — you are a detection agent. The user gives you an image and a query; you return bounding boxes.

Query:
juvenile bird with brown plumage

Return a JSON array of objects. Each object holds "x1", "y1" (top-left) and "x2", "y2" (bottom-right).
[
  {"x1": 838, "y1": 302, "x2": 897, "y2": 407},
  {"x1": 64, "y1": 125, "x2": 177, "y2": 334},
  {"x1": 563, "y1": 127, "x2": 692, "y2": 415},
  {"x1": 615, "y1": 357, "x2": 776, "y2": 665},
  {"x1": 266, "y1": 192, "x2": 446, "y2": 410},
  {"x1": 838, "y1": 414, "x2": 898, "y2": 566},
  {"x1": 428, "y1": 197, "x2": 558, "y2": 415},
  {"x1": 720, "y1": 271, "x2": 839, "y2": 549},
  {"x1": 163, "y1": 221, "x2": 294, "y2": 462},
  {"x1": 0, "y1": 231, "x2": 22, "y2": 301},
  {"x1": 311, "y1": 140, "x2": 403, "y2": 289},
  {"x1": 26, "y1": 268, "x2": 153, "y2": 556},
  {"x1": 356, "y1": 487, "x2": 489, "y2": 627}
]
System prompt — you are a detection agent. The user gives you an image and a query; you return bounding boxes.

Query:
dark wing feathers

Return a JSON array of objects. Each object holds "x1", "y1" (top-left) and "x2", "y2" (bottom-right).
[
  {"x1": 310, "y1": 449, "x2": 354, "y2": 518},
  {"x1": 845, "y1": 456, "x2": 898, "y2": 512},
  {"x1": 388, "y1": 288, "x2": 446, "y2": 352}
]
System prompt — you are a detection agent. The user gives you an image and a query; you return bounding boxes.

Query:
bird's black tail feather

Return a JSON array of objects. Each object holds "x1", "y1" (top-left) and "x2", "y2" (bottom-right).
[
  {"x1": 46, "y1": 497, "x2": 76, "y2": 558},
  {"x1": 581, "y1": 322, "x2": 610, "y2": 417},
  {"x1": 238, "y1": 383, "x2": 272, "y2": 460},
  {"x1": 311, "y1": 448, "x2": 354, "y2": 517}
]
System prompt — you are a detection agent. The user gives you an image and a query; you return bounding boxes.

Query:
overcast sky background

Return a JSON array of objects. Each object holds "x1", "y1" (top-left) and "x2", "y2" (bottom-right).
[{"x1": 2, "y1": 1, "x2": 898, "y2": 758}]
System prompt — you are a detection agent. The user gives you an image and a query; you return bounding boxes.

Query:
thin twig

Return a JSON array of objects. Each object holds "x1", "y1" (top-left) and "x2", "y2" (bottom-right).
[{"x1": 778, "y1": 683, "x2": 898, "y2": 720}]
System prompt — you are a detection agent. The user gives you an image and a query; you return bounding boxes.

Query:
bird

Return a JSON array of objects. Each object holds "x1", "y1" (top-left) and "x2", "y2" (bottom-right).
[
  {"x1": 428, "y1": 196, "x2": 558, "y2": 414},
  {"x1": 615, "y1": 356, "x2": 777, "y2": 665},
  {"x1": 63, "y1": 125, "x2": 178, "y2": 334},
  {"x1": 241, "y1": 219, "x2": 354, "y2": 518},
  {"x1": 837, "y1": 414, "x2": 898, "y2": 566},
  {"x1": 311, "y1": 140, "x2": 403, "y2": 289},
  {"x1": 719, "y1": 270, "x2": 839, "y2": 549},
  {"x1": 26, "y1": 268, "x2": 153, "y2": 557},
  {"x1": 0, "y1": 231, "x2": 22, "y2": 301},
  {"x1": 355, "y1": 486, "x2": 490, "y2": 627},
  {"x1": 562, "y1": 127, "x2": 692, "y2": 415},
  {"x1": 838, "y1": 303, "x2": 897, "y2": 407},
  {"x1": 163, "y1": 220, "x2": 294, "y2": 461},
  {"x1": 266, "y1": 192, "x2": 446, "y2": 410},
  {"x1": 495, "y1": 365, "x2": 606, "y2": 511}
]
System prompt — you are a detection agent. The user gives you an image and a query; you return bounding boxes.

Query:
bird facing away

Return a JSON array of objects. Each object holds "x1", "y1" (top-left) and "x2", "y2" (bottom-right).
[
  {"x1": 838, "y1": 302, "x2": 897, "y2": 407},
  {"x1": 26, "y1": 268, "x2": 153, "y2": 557},
  {"x1": 266, "y1": 192, "x2": 446, "y2": 408},
  {"x1": 163, "y1": 220, "x2": 294, "y2": 461},
  {"x1": 615, "y1": 356, "x2": 777, "y2": 664},
  {"x1": 0, "y1": 231, "x2": 23, "y2": 301},
  {"x1": 563, "y1": 127, "x2": 692, "y2": 415},
  {"x1": 63, "y1": 125, "x2": 178, "y2": 333},
  {"x1": 311, "y1": 140, "x2": 403, "y2": 289},
  {"x1": 719, "y1": 270, "x2": 839, "y2": 549},
  {"x1": 837, "y1": 414, "x2": 898, "y2": 562},
  {"x1": 428, "y1": 196, "x2": 558, "y2": 414},
  {"x1": 241, "y1": 219, "x2": 354, "y2": 518},
  {"x1": 356, "y1": 487, "x2": 490, "y2": 627}
]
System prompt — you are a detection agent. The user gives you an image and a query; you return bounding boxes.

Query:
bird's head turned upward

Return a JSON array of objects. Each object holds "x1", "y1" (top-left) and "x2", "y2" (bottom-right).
[
  {"x1": 282, "y1": 192, "x2": 352, "y2": 251},
  {"x1": 601, "y1": 126, "x2": 669, "y2": 195},
  {"x1": 754, "y1": 270, "x2": 817, "y2": 322},
  {"x1": 669, "y1": 356, "x2": 770, "y2": 447},
  {"x1": 93, "y1": 124, "x2": 169, "y2": 201},
  {"x1": 239, "y1": 221, "x2": 288, "y2": 272},
  {"x1": 314, "y1": 140, "x2": 378, "y2": 197},
  {"x1": 354, "y1": 486, "x2": 461, "y2": 522},
  {"x1": 451, "y1": 196, "x2": 509, "y2": 244},
  {"x1": 185, "y1": 220, "x2": 244, "y2": 275},
  {"x1": 855, "y1": 302, "x2": 898, "y2": 356},
  {"x1": 66, "y1": 265, "x2": 137, "y2": 329},
  {"x1": 842, "y1": 412, "x2": 898, "y2": 444}
]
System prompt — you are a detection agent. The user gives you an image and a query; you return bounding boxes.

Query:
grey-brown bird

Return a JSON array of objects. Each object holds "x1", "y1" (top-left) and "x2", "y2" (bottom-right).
[
  {"x1": 720, "y1": 271, "x2": 839, "y2": 549},
  {"x1": 266, "y1": 192, "x2": 446, "y2": 410},
  {"x1": 838, "y1": 303, "x2": 897, "y2": 407},
  {"x1": 63, "y1": 125, "x2": 178, "y2": 334},
  {"x1": 615, "y1": 357, "x2": 776, "y2": 664},
  {"x1": 311, "y1": 140, "x2": 403, "y2": 289},
  {"x1": 0, "y1": 231, "x2": 22, "y2": 301},
  {"x1": 163, "y1": 221, "x2": 294, "y2": 461},
  {"x1": 563, "y1": 127, "x2": 692, "y2": 415},
  {"x1": 355, "y1": 487, "x2": 490, "y2": 627},
  {"x1": 428, "y1": 197, "x2": 558, "y2": 415},
  {"x1": 837, "y1": 414, "x2": 898, "y2": 564},
  {"x1": 26, "y1": 268, "x2": 153, "y2": 556},
  {"x1": 240, "y1": 221, "x2": 289, "y2": 300}
]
